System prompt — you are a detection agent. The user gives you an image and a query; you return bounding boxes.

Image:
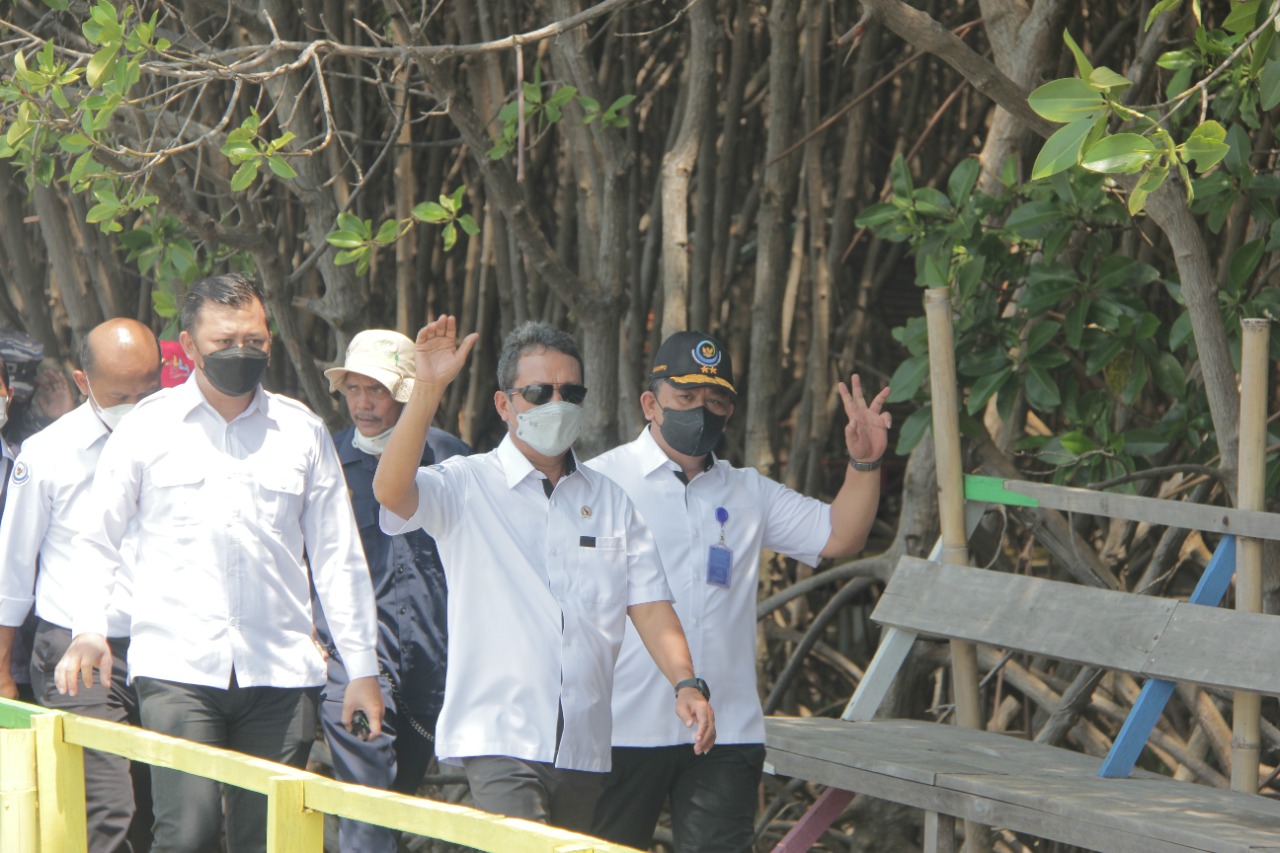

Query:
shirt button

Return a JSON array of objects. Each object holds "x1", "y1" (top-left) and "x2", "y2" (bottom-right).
[
  {"x1": 229, "y1": 617, "x2": 239, "y2": 628},
  {"x1": 400, "y1": 607, "x2": 407, "y2": 615},
  {"x1": 551, "y1": 548, "x2": 559, "y2": 556}
]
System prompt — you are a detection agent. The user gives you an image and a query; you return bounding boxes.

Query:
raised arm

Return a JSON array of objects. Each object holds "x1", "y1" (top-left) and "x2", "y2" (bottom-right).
[
  {"x1": 373, "y1": 316, "x2": 477, "y2": 520},
  {"x1": 821, "y1": 373, "x2": 891, "y2": 559}
]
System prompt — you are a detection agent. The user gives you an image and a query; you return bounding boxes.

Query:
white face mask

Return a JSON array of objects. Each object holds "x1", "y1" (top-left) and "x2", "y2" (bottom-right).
[
  {"x1": 515, "y1": 401, "x2": 583, "y2": 457},
  {"x1": 86, "y1": 380, "x2": 134, "y2": 432},
  {"x1": 0, "y1": 394, "x2": 8, "y2": 431},
  {"x1": 352, "y1": 425, "x2": 394, "y2": 456}
]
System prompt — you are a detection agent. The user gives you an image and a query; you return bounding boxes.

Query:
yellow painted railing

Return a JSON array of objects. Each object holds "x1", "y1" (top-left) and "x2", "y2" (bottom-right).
[{"x1": 0, "y1": 697, "x2": 639, "y2": 853}]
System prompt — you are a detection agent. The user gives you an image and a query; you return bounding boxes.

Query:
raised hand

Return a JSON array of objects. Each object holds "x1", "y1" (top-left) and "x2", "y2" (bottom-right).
[
  {"x1": 414, "y1": 315, "x2": 479, "y2": 392},
  {"x1": 838, "y1": 374, "x2": 891, "y2": 465}
]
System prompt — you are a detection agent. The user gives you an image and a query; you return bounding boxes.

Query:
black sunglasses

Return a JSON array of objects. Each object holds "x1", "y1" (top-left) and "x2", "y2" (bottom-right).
[{"x1": 506, "y1": 383, "x2": 588, "y2": 405}]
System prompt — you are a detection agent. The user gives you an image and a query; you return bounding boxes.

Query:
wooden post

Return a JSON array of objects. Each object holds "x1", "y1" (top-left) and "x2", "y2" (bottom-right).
[
  {"x1": 1232, "y1": 318, "x2": 1269, "y2": 793},
  {"x1": 32, "y1": 712, "x2": 87, "y2": 852},
  {"x1": 0, "y1": 728, "x2": 38, "y2": 853},
  {"x1": 924, "y1": 288, "x2": 987, "y2": 853},
  {"x1": 266, "y1": 775, "x2": 324, "y2": 853}
]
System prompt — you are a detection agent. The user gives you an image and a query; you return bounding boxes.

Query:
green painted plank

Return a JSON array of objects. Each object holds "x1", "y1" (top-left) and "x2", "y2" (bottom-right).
[
  {"x1": 963, "y1": 475, "x2": 1039, "y2": 508},
  {"x1": 0, "y1": 699, "x2": 49, "y2": 731}
]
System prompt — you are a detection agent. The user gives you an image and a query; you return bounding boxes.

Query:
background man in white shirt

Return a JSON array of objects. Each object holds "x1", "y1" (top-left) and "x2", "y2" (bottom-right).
[
  {"x1": 316, "y1": 330, "x2": 470, "y2": 853},
  {"x1": 374, "y1": 317, "x2": 715, "y2": 832},
  {"x1": 56, "y1": 274, "x2": 382, "y2": 853},
  {"x1": 0, "y1": 318, "x2": 161, "y2": 853},
  {"x1": 587, "y1": 330, "x2": 890, "y2": 853}
]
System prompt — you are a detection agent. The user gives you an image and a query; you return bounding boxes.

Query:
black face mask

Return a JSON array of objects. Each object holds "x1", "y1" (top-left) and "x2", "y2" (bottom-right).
[
  {"x1": 201, "y1": 346, "x2": 269, "y2": 397},
  {"x1": 658, "y1": 406, "x2": 727, "y2": 457}
]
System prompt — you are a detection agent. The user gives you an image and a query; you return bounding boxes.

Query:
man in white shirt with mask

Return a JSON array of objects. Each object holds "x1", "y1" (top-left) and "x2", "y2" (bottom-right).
[
  {"x1": 0, "y1": 318, "x2": 161, "y2": 853},
  {"x1": 373, "y1": 317, "x2": 716, "y2": 832},
  {"x1": 56, "y1": 274, "x2": 382, "y2": 853},
  {"x1": 588, "y1": 330, "x2": 890, "y2": 853}
]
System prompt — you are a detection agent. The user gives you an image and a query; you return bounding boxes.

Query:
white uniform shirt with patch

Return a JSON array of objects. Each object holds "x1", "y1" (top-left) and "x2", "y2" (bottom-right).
[
  {"x1": 73, "y1": 376, "x2": 377, "y2": 688},
  {"x1": 586, "y1": 427, "x2": 832, "y2": 746},
  {"x1": 0, "y1": 403, "x2": 134, "y2": 636},
  {"x1": 380, "y1": 435, "x2": 672, "y2": 773}
]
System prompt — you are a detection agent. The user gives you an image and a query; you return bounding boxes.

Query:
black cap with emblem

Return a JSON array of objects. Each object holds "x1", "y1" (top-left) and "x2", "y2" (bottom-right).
[{"x1": 649, "y1": 331, "x2": 736, "y2": 395}]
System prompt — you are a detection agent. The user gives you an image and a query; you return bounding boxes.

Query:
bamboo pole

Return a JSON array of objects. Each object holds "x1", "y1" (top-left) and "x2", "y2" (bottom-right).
[
  {"x1": 33, "y1": 712, "x2": 87, "y2": 852},
  {"x1": 924, "y1": 288, "x2": 987, "y2": 853},
  {"x1": 1232, "y1": 317, "x2": 1269, "y2": 793},
  {"x1": 0, "y1": 728, "x2": 37, "y2": 853}
]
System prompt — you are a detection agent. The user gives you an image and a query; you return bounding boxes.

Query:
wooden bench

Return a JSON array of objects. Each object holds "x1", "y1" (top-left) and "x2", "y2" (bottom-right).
[{"x1": 765, "y1": 556, "x2": 1280, "y2": 853}]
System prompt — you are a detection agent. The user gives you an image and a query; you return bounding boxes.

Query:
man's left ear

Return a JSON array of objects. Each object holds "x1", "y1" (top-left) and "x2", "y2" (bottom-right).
[{"x1": 72, "y1": 369, "x2": 90, "y2": 397}]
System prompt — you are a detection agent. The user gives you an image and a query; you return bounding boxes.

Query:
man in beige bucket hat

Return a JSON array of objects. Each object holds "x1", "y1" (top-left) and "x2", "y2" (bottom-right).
[{"x1": 319, "y1": 329, "x2": 470, "y2": 853}]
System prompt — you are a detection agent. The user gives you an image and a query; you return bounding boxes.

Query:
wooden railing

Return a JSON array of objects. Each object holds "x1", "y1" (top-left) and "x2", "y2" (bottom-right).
[{"x1": 0, "y1": 697, "x2": 638, "y2": 853}]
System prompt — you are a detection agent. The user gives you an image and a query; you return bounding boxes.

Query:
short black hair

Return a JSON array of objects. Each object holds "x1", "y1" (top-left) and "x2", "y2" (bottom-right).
[
  {"x1": 496, "y1": 322, "x2": 583, "y2": 390},
  {"x1": 78, "y1": 334, "x2": 95, "y2": 375},
  {"x1": 180, "y1": 273, "x2": 267, "y2": 334}
]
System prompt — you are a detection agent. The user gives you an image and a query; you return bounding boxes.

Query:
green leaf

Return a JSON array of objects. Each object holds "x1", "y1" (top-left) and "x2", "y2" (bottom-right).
[
  {"x1": 266, "y1": 155, "x2": 297, "y2": 179},
  {"x1": 1026, "y1": 321, "x2": 1061, "y2": 356},
  {"x1": 151, "y1": 288, "x2": 176, "y2": 317},
  {"x1": 374, "y1": 219, "x2": 401, "y2": 245},
  {"x1": 86, "y1": 200, "x2": 120, "y2": 223},
  {"x1": 966, "y1": 366, "x2": 1013, "y2": 414},
  {"x1": 911, "y1": 187, "x2": 952, "y2": 215},
  {"x1": 1005, "y1": 200, "x2": 1065, "y2": 237},
  {"x1": 1080, "y1": 133, "x2": 1157, "y2": 174},
  {"x1": 59, "y1": 133, "x2": 93, "y2": 154},
  {"x1": 1152, "y1": 352, "x2": 1186, "y2": 398},
  {"x1": 946, "y1": 158, "x2": 981, "y2": 207},
  {"x1": 855, "y1": 202, "x2": 901, "y2": 229},
  {"x1": 889, "y1": 154, "x2": 913, "y2": 196},
  {"x1": 230, "y1": 160, "x2": 258, "y2": 192},
  {"x1": 451, "y1": 184, "x2": 466, "y2": 209},
  {"x1": 1228, "y1": 239, "x2": 1264, "y2": 292},
  {"x1": 1031, "y1": 118, "x2": 1096, "y2": 180},
  {"x1": 1062, "y1": 29, "x2": 1094, "y2": 79},
  {"x1": 42, "y1": 0, "x2": 71, "y2": 10},
  {"x1": 886, "y1": 354, "x2": 930, "y2": 403},
  {"x1": 1222, "y1": 0, "x2": 1260, "y2": 34},
  {"x1": 1259, "y1": 60, "x2": 1280, "y2": 112},
  {"x1": 1027, "y1": 78, "x2": 1106, "y2": 123},
  {"x1": 326, "y1": 230, "x2": 365, "y2": 249},
  {"x1": 458, "y1": 214, "x2": 481, "y2": 236},
  {"x1": 1087, "y1": 66, "x2": 1132, "y2": 94},
  {"x1": 86, "y1": 45, "x2": 119, "y2": 88},
  {"x1": 333, "y1": 247, "x2": 368, "y2": 267},
  {"x1": 894, "y1": 406, "x2": 931, "y2": 456},
  {"x1": 442, "y1": 222, "x2": 457, "y2": 252},
  {"x1": 336, "y1": 211, "x2": 366, "y2": 236},
  {"x1": 412, "y1": 201, "x2": 450, "y2": 224},
  {"x1": 1145, "y1": 0, "x2": 1182, "y2": 31},
  {"x1": 1024, "y1": 364, "x2": 1062, "y2": 411},
  {"x1": 1177, "y1": 120, "x2": 1229, "y2": 172}
]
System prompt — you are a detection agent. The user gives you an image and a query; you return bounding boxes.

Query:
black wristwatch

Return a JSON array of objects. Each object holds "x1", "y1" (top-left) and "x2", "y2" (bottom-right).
[{"x1": 675, "y1": 677, "x2": 711, "y2": 701}]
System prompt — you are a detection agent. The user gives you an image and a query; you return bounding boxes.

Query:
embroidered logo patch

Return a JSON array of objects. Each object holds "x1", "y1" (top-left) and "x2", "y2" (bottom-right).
[
  {"x1": 692, "y1": 340, "x2": 721, "y2": 368},
  {"x1": 10, "y1": 461, "x2": 30, "y2": 485}
]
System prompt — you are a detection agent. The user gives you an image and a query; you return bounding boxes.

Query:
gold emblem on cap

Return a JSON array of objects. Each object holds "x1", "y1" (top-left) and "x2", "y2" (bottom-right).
[{"x1": 581, "y1": 506, "x2": 592, "y2": 518}]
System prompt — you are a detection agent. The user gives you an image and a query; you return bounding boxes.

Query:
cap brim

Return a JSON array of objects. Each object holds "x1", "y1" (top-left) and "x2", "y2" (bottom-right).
[{"x1": 663, "y1": 373, "x2": 736, "y2": 394}]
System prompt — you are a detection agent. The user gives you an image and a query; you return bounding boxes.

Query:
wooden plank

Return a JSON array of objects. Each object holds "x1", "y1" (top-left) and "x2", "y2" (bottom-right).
[
  {"x1": 924, "y1": 812, "x2": 956, "y2": 853},
  {"x1": 33, "y1": 713, "x2": 87, "y2": 853},
  {"x1": 62, "y1": 714, "x2": 279, "y2": 793},
  {"x1": 766, "y1": 745, "x2": 1204, "y2": 853},
  {"x1": 999, "y1": 480, "x2": 1280, "y2": 541},
  {"x1": 841, "y1": 627, "x2": 916, "y2": 722},
  {"x1": 0, "y1": 698, "x2": 42, "y2": 731},
  {"x1": 0, "y1": 728, "x2": 37, "y2": 853},
  {"x1": 871, "y1": 557, "x2": 1173, "y2": 674},
  {"x1": 266, "y1": 775, "x2": 323, "y2": 853},
  {"x1": 768, "y1": 787, "x2": 856, "y2": 853},
  {"x1": 303, "y1": 776, "x2": 643, "y2": 852},
  {"x1": 1144, "y1": 603, "x2": 1280, "y2": 696},
  {"x1": 767, "y1": 718, "x2": 1280, "y2": 852}
]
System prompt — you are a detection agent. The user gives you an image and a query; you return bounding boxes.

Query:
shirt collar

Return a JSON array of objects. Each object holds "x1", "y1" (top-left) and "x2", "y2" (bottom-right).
[
  {"x1": 69, "y1": 401, "x2": 110, "y2": 450},
  {"x1": 635, "y1": 424, "x2": 716, "y2": 480},
  {"x1": 495, "y1": 433, "x2": 579, "y2": 490},
  {"x1": 176, "y1": 372, "x2": 271, "y2": 423}
]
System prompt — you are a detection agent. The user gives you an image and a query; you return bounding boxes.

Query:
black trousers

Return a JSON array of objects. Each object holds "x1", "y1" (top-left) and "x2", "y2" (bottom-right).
[
  {"x1": 591, "y1": 743, "x2": 766, "y2": 853},
  {"x1": 134, "y1": 675, "x2": 318, "y2": 853},
  {"x1": 30, "y1": 620, "x2": 151, "y2": 853}
]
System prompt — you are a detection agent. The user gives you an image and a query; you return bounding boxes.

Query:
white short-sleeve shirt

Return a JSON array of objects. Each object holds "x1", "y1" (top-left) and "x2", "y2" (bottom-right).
[
  {"x1": 586, "y1": 427, "x2": 832, "y2": 746},
  {"x1": 380, "y1": 435, "x2": 672, "y2": 772},
  {"x1": 0, "y1": 404, "x2": 133, "y2": 636}
]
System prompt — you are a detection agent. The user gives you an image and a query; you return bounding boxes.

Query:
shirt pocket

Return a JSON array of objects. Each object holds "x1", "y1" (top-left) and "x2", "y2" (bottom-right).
[
  {"x1": 577, "y1": 535, "x2": 626, "y2": 604},
  {"x1": 147, "y1": 459, "x2": 206, "y2": 526},
  {"x1": 258, "y1": 468, "x2": 306, "y2": 529}
]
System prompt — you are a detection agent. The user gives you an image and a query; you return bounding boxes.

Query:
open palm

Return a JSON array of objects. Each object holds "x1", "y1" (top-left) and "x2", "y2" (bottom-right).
[{"x1": 414, "y1": 315, "x2": 478, "y2": 390}]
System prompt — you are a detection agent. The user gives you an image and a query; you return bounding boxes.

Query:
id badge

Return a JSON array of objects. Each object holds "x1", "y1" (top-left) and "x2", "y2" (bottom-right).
[{"x1": 707, "y1": 543, "x2": 732, "y2": 587}]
